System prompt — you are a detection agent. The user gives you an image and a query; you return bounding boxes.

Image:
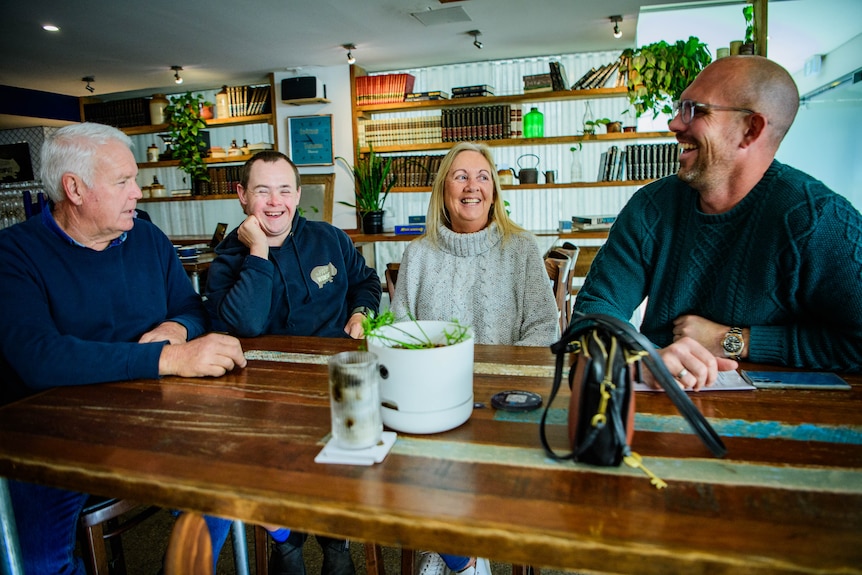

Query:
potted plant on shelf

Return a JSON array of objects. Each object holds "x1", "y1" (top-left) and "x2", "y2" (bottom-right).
[
  {"x1": 584, "y1": 118, "x2": 622, "y2": 134},
  {"x1": 362, "y1": 310, "x2": 474, "y2": 434},
  {"x1": 741, "y1": 5, "x2": 757, "y2": 55},
  {"x1": 622, "y1": 36, "x2": 712, "y2": 119},
  {"x1": 164, "y1": 91, "x2": 213, "y2": 189},
  {"x1": 335, "y1": 144, "x2": 394, "y2": 234}
]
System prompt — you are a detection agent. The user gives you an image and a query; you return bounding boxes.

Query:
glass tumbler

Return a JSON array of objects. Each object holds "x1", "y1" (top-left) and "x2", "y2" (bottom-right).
[{"x1": 328, "y1": 351, "x2": 383, "y2": 449}]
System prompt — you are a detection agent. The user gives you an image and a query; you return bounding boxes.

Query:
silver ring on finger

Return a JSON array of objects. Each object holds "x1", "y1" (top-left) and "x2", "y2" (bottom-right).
[{"x1": 676, "y1": 368, "x2": 689, "y2": 380}]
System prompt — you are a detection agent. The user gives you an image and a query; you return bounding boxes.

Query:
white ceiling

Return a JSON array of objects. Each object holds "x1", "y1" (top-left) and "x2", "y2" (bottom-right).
[{"x1": 1, "y1": 0, "x2": 859, "y2": 130}]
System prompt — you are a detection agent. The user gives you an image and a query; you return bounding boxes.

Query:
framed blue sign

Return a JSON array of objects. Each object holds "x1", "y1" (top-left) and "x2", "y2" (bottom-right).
[{"x1": 288, "y1": 114, "x2": 334, "y2": 166}]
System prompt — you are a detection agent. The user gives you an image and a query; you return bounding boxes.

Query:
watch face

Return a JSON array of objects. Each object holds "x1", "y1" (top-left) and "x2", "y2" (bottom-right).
[
  {"x1": 289, "y1": 115, "x2": 334, "y2": 166},
  {"x1": 723, "y1": 334, "x2": 744, "y2": 354}
]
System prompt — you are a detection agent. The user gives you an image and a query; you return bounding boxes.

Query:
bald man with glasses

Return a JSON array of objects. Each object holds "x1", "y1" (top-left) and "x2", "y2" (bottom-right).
[{"x1": 574, "y1": 55, "x2": 862, "y2": 388}]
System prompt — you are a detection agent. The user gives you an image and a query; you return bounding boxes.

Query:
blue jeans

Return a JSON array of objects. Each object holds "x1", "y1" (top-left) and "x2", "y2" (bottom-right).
[
  {"x1": 440, "y1": 554, "x2": 470, "y2": 572},
  {"x1": 9, "y1": 480, "x2": 231, "y2": 574}
]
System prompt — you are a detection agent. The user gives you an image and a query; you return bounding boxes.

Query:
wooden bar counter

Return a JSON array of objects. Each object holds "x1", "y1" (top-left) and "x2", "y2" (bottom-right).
[{"x1": 0, "y1": 335, "x2": 860, "y2": 574}]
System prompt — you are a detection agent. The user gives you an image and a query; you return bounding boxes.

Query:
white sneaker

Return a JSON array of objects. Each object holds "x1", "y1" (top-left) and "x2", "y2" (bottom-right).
[
  {"x1": 455, "y1": 558, "x2": 491, "y2": 575},
  {"x1": 417, "y1": 551, "x2": 448, "y2": 575},
  {"x1": 474, "y1": 557, "x2": 492, "y2": 575}
]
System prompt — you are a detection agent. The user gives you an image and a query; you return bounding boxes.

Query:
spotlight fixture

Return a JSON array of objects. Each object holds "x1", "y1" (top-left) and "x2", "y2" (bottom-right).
[
  {"x1": 82, "y1": 76, "x2": 95, "y2": 93},
  {"x1": 468, "y1": 30, "x2": 483, "y2": 50},
  {"x1": 610, "y1": 15, "x2": 622, "y2": 39},
  {"x1": 171, "y1": 66, "x2": 183, "y2": 84},
  {"x1": 343, "y1": 44, "x2": 356, "y2": 65}
]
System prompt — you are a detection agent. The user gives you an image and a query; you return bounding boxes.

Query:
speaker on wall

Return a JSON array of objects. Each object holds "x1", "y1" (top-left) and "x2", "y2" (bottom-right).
[{"x1": 282, "y1": 77, "x2": 325, "y2": 101}]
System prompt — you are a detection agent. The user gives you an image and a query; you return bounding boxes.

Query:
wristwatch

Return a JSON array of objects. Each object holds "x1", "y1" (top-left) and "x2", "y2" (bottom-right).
[
  {"x1": 721, "y1": 327, "x2": 745, "y2": 360},
  {"x1": 351, "y1": 306, "x2": 374, "y2": 317}
]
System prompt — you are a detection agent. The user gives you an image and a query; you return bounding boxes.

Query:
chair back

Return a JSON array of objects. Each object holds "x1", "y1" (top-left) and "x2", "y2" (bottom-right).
[
  {"x1": 164, "y1": 512, "x2": 213, "y2": 575},
  {"x1": 548, "y1": 245, "x2": 580, "y2": 331},
  {"x1": 544, "y1": 252, "x2": 574, "y2": 333},
  {"x1": 385, "y1": 262, "x2": 400, "y2": 303}
]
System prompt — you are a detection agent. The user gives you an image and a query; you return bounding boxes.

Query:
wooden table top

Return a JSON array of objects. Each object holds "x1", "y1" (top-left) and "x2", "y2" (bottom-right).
[
  {"x1": 180, "y1": 251, "x2": 216, "y2": 273},
  {"x1": 1, "y1": 335, "x2": 860, "y2": 574}
]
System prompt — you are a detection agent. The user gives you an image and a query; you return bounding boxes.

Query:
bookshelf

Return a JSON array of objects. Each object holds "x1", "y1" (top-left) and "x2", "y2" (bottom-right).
[
  {"x1": 81, "y1": 75, "x2": 280, "y2": 202},
  {"x1": 348, "y1": 65, "x2": 674, "y2": 193}
]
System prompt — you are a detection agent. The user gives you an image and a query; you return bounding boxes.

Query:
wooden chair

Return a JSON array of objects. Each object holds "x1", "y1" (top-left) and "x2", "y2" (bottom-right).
[
  {"x1": 544, "y1": 251, "x2": 574, "y2": 333},
  {"x1": 164, "y1": 512, "x2": 213, "y2": 575},
  {"x1": 79, "y1": 498, "x2": 250, "y2": 575},
  {"x1": 385, "y1": 262, "x2": 400, "y2": 303},
  {"x1": 546, "y1": 245, "x2": 579, "y2": 331},
  {"x1": 78, "y1": 497, "x2": 161, "y2": 575}
]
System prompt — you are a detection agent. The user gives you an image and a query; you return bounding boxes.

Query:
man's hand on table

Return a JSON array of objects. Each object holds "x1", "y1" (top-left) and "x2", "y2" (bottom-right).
[
  {"x1": 344, "y1": 313, "x2": 366, "y2": 339},
  {"x1": 139, "y1": 320, "x2": 188, "y2": 345},
  {"x1": 642, "y1": 336, "x2": 738, "y2": 391},
  {"x1": 158, "y1": 333, "x2": 247, "y2": 377}
]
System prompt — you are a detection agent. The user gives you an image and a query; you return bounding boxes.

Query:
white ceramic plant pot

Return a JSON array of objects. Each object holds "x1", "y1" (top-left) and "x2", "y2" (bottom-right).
[{"x1": 366, "y1": 320, "x2": 474, "y2": 434}]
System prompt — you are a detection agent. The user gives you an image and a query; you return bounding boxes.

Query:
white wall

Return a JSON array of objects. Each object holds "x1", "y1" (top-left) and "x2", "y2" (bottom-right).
[
  {"x1": 781, "y1": 34, "x2": 862, "y2": 211},
  {"x1": 273, "y1": 66, "x2": 358, "y2": 230}
]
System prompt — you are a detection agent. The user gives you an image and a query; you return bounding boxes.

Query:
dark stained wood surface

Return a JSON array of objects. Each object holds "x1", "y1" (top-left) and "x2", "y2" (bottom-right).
[{"x1": 1, "y1": 335, "x2": 860, "y2": 574}]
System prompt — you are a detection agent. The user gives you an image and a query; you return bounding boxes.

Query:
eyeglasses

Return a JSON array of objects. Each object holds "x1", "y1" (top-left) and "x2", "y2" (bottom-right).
[{"x1": 673, "y1": 99, "x2": 756, "y2": 125}]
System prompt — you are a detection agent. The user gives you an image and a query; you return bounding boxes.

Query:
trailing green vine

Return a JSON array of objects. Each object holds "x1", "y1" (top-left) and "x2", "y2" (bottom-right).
[
  {"x1": 622, "y1": 37, "x2": 712, "y2": 119},
  {"x1": 165, "y1": 92, "x2": 212, "y2": 184}
]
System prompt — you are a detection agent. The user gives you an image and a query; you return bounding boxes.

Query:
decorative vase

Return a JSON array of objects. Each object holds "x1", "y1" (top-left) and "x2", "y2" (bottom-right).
[
  {"x1": 570, "y1": 151, "x2": 583, "y2": 183},
  {"x1": 361, "y1": 210, "x2": 385, "y2": 234},
  {"x1": 366, "y1": 320, "x2": 475, "y2": 434},
  {"x1": 149, "y1": 94, "x2": 169, "y2": 125}
]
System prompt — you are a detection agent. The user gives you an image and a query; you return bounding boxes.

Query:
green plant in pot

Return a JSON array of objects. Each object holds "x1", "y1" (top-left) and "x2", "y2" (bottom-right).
[
  {"x1": 622, "y1": 36, "x2": 712, "y2": 119},
  {"x1": 362, "y1": 310, "x2": 474, "y2": 434},
  {"x1": 164, "y1": 92, "x2": 213, "y2": 188},
  {"x1": 584, "y1": 118, "x2": 622, "y2": 134},
  {"x1": 741, "y1": 5, "x2": 757, "y2": 54},
  {"x1": 335, "y1": 144, "x2": 394, "y2": 234}
]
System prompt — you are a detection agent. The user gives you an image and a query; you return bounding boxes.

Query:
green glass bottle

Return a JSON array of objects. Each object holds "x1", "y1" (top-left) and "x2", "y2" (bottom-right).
[{"x1": 524, "y1": 107, "x2": 544, "y2": 138}]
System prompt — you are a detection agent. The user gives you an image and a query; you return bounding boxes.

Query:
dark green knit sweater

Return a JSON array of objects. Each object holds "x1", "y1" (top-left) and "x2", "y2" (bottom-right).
[{"x1": 574, "y1": 160, "x2": 862, "y2": 372}]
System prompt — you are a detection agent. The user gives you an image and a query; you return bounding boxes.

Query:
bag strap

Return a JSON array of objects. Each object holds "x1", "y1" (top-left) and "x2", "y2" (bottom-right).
[
  {"x1": 539, "y1": 350, "x2": 579, "y2": 460},
  {"x1": 550, "y1": 313, "x2": 727, "y2": 458},
  {"x1": 539, "y1": 331, "x2": 618, "y2": 461}
]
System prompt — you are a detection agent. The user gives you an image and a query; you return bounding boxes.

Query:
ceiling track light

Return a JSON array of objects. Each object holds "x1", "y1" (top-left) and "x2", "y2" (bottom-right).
[
  {"x1": 610, "y1": 15, "x2": 622, "y2": 39},
  {"x1": 343, "y1": 44, "x2": 356, "y2": 65},
  {"x1": 468, "y1": 30, "x2": 482, "y2": 50},
  {"x1": 82, "y1": 76, "x2": 95, "y2": 93},
  {"x1": 171, "y1": 65, "x2": 183, "y2": 84}
]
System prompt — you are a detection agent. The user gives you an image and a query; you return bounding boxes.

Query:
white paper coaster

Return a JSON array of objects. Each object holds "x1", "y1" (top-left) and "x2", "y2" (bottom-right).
[{"x1": 314, "y1": 431, "x2": 397, "y2": 466}]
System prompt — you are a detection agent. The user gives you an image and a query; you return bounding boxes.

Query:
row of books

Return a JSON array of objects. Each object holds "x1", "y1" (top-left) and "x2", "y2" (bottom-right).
[
  {"x1": 194, "y1": 165, "x2": 243, "y2": 196},
  {"x1": 596, "y1": 143, "x2": 680, "y2": 182},
  {"x1": 452, "y1": 84, "x2": 495, "y2": 98},
  {"x1": 382, "y1": 154, "x2": 444, "y2": 188},
  {"x1": 224, "y1": 84, "x2": 271, "y2": 117},
  {"x1": 358, "y1": 105, "x2": 524, "y2": 147},
  {"x1": 83, "y1": 97, "x2": 150, "y2": 128},
  {"x1": 442, "y1": 105, "x2": 522, "y2": 142},
  {"x1": 356, "y1": 73, "x2": 416, "y2": 105},
  {"x1": 405, "y1": 91, "x2": 449, "y2": 102},
  {"x1": 625, "y1": 143, "x2": 680, "y2": 181},
  {"x1": 571, "y1": 214, "x2": 617, "y2": 231},
  {"x1": 571, "y1": 59, "x2": 622, "y2": 90},
  {"x1": 359, "y1": 117, "x2": 443, "y2": 148}
]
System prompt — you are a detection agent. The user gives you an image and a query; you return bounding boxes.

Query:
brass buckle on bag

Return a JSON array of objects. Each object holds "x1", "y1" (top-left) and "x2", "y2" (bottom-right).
[{"x1": 590, "y1": 334, "x2": 616, "y2": 428}]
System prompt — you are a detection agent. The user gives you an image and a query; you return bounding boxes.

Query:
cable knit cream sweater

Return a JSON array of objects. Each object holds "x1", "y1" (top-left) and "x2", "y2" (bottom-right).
[{"x1": 391, "y1": 223, "x2": 560, "y2": 346}]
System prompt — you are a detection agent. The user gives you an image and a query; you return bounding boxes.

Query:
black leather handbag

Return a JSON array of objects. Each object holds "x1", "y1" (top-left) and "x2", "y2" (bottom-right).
[{"x1": 539, "y1": 313, "x2": 726, "y2": 488}]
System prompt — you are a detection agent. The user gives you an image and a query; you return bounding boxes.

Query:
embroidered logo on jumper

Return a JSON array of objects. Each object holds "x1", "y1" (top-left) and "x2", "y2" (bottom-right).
[{"x1": 311, "y1": 263, "x2": 337, "y2": 288}]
